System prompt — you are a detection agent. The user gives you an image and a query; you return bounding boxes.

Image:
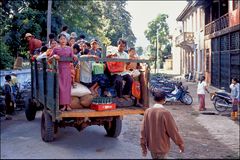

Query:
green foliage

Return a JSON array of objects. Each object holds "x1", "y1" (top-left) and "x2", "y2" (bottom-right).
[
  {"x1": 144, "y1": 14, "x2": 170, "y2": 69},
  {"x1": 162, "y1": 43, "x2": 172, "y2": 57},
  {"x1": 0, "y1": 41, "x2": 14, "y2": 69},
  {"x1": 1, "y1": 0, "x2": 136, "y2": 69},
  {"x1": 136, "y1": 46, "x2": 144, "y2": 56}
]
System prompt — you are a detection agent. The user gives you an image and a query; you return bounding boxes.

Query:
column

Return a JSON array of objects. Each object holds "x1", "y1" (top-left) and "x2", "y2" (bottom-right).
[
  {"x1": 197, "y1": 49, "x2": 201, "y2": 80},
  {"x1": 193, "y1": 45, "x2": 197, "y2": 80}
]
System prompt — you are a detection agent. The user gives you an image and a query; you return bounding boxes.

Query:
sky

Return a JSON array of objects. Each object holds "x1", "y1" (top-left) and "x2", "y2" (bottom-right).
[{"x1": 126, "y1": 1, "x2": 188, "y2": 50}]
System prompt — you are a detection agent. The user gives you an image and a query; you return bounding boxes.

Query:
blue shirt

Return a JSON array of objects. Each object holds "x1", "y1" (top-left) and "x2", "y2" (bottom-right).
[{"x1": 90, "y1": 49, "x2": 102, "y2": 58}]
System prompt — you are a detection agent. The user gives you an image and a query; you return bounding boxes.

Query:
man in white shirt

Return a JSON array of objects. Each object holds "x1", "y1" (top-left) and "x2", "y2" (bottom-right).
[
  {"x1": 60, "y1": 25, "x2": 70, "y2": 41},
  {"x1": 107, "y1": 39, "x2": 133, "y2": 102}
]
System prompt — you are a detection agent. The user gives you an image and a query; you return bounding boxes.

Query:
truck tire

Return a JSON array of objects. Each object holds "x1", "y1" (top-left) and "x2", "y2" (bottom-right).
[
  {"x1": 25, "y1": 99, "x2": 37, "y2": 121},
  {"x1": 104, "y1": 117, "x2": 122, "y2": 138},
  {"x1": 41, "y1": 111, "x2": 54, "y2": 142}
]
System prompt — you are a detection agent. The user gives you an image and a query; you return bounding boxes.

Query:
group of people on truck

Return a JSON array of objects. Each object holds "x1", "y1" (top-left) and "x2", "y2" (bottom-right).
[{"x1": 24, "y1": 25, "x2": 144, "y2": 111}]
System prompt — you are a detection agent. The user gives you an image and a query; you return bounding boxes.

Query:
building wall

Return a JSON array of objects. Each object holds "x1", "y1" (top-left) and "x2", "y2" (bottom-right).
[
  {"x1": 229, "y1": 0, "x2": 240, "y2": 27},
  {"x1": 204, "y1": 0, "x2": 240, "y2": 91},
  {"x1": 179, "y1": 5, "x2": 205, "y2": 79}
]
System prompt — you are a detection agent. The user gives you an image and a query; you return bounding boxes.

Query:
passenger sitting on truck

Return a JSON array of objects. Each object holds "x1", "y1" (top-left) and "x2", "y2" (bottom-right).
[
  {"x1": 79, "y1": 48, "x2": 99, "y2": 96},
  {"x1": 107, "y1": 39, "x2": 133, "y2": 102},
  {"x1": 126, "y1": 47, "x2": 141, "y2": 77},
  {"x1": 36, "y1": 46, "x2": 48, "y2": 61},
  {"x1": 51, "y1": 34, "x2": 77, "y2": 111},
  {"x1": 24, "y1": 33, "x2": 42, "y2": 56},
  {"x1": 90, "y1": 39, "x2": 109, "y2": 97},
  {"x1": 69, "y1": 36, "x2": 76, "y2": 48},
  {"x1": 126, "y1": 48, "x2": 142, "y2": 107}
]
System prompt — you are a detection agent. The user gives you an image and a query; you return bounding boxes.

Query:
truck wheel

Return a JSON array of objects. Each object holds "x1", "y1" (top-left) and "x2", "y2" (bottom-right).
[
  {"x1": 104, "y1": 117, "x2": 122, "y2": 138},
  {"x1": 41, "y1": 111, "x2": 54, "y2": 142},
  {"x1": 25, "y1": 99, "x2": 37, "y2": 121}
]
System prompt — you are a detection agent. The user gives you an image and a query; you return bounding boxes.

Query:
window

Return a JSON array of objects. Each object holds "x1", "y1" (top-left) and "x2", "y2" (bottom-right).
[{"x1": 233, "y1": 0, "x2": 239, "y2": 10}]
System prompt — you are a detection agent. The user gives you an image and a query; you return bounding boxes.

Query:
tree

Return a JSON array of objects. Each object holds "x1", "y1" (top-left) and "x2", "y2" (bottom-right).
[
  {"x1": 102, "y1": 0, "x2": 136, "y2": 47},
  {"x1": 0, "y1": 0, "x2": 136, "y2": 69},
  {"x1": 136, "y1": 46, "x2": 143, "y2": 56},
  {"x1": 144, "y1": 14, "x2": 169, "y2": 68}
]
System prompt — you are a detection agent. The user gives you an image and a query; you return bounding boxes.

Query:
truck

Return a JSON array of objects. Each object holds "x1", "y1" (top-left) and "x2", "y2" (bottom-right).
[{"x1": 25, "y1": 56, "x2": 152, "y2": 142}]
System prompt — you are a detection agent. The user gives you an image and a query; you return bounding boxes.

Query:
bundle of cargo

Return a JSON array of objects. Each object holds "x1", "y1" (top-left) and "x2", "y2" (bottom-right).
[{"x1": 71, "y1": 83, "x2": 93, "y2": 109}]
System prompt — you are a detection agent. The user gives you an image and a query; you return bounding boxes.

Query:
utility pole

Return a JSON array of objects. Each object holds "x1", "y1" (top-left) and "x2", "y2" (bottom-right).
[
  {"x1": 47, "y1": 0, "x2": 52, "y2": 42},
  {"x1": 156, "y1": 28, "x2": 159, "y2": 73},
  {"x1": 155, "y1": 39, "x2": 157, "y2": 74}
]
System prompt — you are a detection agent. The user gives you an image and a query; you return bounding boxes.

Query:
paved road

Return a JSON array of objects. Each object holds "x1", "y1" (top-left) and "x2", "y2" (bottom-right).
[{"x1": 1, "y1": 111, "x2": 150, "y2": 159}]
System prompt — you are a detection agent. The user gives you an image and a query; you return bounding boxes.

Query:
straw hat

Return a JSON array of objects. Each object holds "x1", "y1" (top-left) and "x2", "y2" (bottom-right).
[{"x1": 24, "y1": 33, "x2": 33, "y2": 39}]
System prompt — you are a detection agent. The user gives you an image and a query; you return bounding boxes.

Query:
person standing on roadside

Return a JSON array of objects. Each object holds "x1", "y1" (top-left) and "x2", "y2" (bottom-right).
[
  {"x1": 197, "y1": 76, "x2": 209, "y2": 111},
  {"x1": 4, "y1": 75, "x2": 15, "y2": 120},
  {"x1": 140, "y1": 92, "x2": 184, "y2": 159},
  {"x1": 230, "y1": 78, "x2": 239, "y2": 121}
]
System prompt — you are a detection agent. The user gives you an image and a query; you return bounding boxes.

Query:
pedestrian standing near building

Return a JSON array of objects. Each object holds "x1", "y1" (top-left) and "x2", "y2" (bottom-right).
[
  {"x1": 197, "y1": 76, "x2": 209, "y2": 111},
  {"x1": 230, "y1": 78, "x2": 239, "y2": 121},
  {"x1": 4, "y1": 75, "x2": 15, "y2": 120},
  {"x1": 140, "y1": 92, "x2": 184, "y2": 159}
]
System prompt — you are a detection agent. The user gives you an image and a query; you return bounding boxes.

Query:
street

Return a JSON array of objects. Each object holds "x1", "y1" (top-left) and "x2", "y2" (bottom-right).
[{"x1": 1, "y1": 79, "x2": 239, "y2": 159}]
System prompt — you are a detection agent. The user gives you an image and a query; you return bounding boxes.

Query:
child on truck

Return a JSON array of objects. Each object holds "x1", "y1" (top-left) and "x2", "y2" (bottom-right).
[{"x1": 126, "y1": 48, "x2": 142, "y2": 107}]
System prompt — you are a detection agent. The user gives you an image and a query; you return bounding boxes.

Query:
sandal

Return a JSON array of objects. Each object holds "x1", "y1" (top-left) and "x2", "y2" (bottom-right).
[
  {"x1": 66, "y1": 105, "x2": 72, "y2": 111},
  {"x1": 60, "y1": 105, "x2": 67, "y2": 111}
]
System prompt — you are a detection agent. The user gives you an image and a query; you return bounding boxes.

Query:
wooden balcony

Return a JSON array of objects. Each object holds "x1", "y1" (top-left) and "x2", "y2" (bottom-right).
[
  {"x1": 205, "y1": 13, "x2": 229, "y2": 35},
  {"x1": 175, "y1": 32, "x2": 194, "y2": 47}
]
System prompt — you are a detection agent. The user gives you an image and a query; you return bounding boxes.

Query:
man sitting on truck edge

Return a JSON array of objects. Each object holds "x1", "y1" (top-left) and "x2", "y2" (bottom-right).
[{"x1": 107, "y1": 39, "x2": 133, "y2": 102}]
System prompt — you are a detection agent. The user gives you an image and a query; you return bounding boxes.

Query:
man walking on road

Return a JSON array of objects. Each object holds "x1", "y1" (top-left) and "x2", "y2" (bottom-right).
[{"x1": 140, "y1": 92, "x2": 184, "y2": 159}]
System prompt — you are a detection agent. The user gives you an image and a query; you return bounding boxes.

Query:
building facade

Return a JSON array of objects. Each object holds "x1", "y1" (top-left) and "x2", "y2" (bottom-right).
[
  {"x1": 204, "y1": 0, "x2": 240, "y2": 91},
  {"x1": 175, "y1": 1, "x2": 205, "y2": 81}
]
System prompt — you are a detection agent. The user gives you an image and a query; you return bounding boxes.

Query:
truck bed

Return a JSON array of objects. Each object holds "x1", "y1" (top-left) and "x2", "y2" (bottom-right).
[{"x1": 60, "y1": 107, "x2": 145, "y2": 118}]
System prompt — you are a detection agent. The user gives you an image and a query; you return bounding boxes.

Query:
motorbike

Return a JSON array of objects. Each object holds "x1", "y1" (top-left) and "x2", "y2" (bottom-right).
[
  {"x1": 163, "y1": 84, "x2": 193, "y2": 105},
  {"x1": 211, "y1": 91, "x2": 232, "y2": 112},
  {"x1": 184, "y1": 72, "x2": 193, "y2": 81}
]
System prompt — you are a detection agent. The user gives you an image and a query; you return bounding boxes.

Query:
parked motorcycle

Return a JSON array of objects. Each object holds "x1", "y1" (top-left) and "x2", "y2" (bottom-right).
[
  {"x1": 184, "y1": 72, "x2": 193, "y2": 81},
  {"x1": 163, "y1": 84, "x2": 193, "y2": 105},
  {"x1": 211, "y1": 91, "x2": 232, "y2": 112}
]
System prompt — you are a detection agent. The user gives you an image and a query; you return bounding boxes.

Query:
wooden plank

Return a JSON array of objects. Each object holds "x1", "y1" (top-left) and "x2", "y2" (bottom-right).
[{"x1": 60, "y1": 107, "x2": 145, "y2": 118}]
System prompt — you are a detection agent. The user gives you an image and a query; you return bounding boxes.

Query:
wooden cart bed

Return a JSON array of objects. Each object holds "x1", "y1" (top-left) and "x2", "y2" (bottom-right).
[{"x1": 60, "y1": 107, "x2": 145, "y2": 118}]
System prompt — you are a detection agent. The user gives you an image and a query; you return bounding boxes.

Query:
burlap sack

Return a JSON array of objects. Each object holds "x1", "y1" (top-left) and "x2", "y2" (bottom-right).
[
  {"x1": 71, "y1": 96, "x2": 83, "y2": 109},
  {"x1": 79, "y1": 94, "x2": 93, "y2": 108},
  {"x1": 13, "y1": 57, "x2": 23, "y2": 69}
]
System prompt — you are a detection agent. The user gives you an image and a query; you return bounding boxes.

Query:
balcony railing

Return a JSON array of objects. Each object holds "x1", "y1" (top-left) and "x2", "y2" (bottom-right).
[
  {"x1": 205, "y1": 13, "x2": 229, "y2": 35},
  {"x1": 175, "y1": 32, "x2": 194, "y2": 46}
]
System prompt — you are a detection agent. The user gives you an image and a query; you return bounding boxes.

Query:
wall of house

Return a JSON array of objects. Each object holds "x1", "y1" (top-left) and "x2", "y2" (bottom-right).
[{"x1": 229, "y1": 0, "x2": 240, "y2": 27}]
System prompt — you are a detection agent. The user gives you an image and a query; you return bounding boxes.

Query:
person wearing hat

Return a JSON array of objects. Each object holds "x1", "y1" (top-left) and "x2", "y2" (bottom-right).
[
  {"x1": 24, "y1": 33, "x2": 42, "y2": 56},
  {"x1": 90, "y1": 39, "x2": 101, "y2": 58}
]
